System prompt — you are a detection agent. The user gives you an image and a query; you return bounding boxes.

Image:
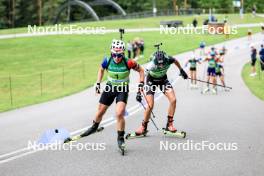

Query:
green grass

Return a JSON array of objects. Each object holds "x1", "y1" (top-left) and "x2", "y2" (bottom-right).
[
  {"x1": 0, "y1": 13, "x2": 263, "y2": 112},
  {"x1": 0, "y1": 13, "x2": 263, "y2": 35},
  {"x1": 242, "y1": 62, "x2": 264, "y2": 101}
]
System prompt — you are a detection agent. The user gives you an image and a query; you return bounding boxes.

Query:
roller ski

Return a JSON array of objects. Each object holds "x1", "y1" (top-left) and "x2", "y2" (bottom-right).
[
  {"x1": 201, "y1": 87, "x2": 210, "y2": 94},
  {"x1": 162, "y1": 128, "x2": 186, "y2": 138},
  {"x1": 163, "y1": 117, "x2": 186, "y2": 138},
  {"x1": 64, "y1": 122, "x2": 104, "y2": 143},
  {"x1": 117, "y1": 131, "x2": 126, "y2": 156},
  {"x1": 125, "y1": 130, "x2": 149, "y2": 140},
  {"x1": 126, "y1": 121, "x2": 149, "y2": 140}
]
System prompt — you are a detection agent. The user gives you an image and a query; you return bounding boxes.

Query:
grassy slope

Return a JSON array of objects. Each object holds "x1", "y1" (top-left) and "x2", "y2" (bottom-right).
[
  {"x1": 242, "y1": 62, "x2": 264, "y2": 100},
  {"x1": 0, "y1": 14, "x2": 262, "y2": 112}
]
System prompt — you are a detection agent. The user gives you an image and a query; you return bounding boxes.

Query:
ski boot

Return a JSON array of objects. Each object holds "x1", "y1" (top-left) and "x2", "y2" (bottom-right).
[
  {"x1": 126, "y1": 121, "x2": 149, "y2": 140},
  {"x1": 80, "y1": 121, "x2": 100, "y2": 137},
  {"x1": 162, "y1": 116, "x2": 186, "y2": 138},
  {"x1": 193, "y1": 83, "x2": 199, "y2": 89},
  {"x1": 211, "y1": 87, "x2": 217, "y2": 94},
  {"x1": 64, "y1": 121, "x2": 103, "y2": 143},
  {"x1": 190, "y1": 83, "x2": 194, "y2": 89},
  {"x1": 117, "y1": 131, "x2": 126, "y2": 156},
  {"x1": 202, "y1": 87, "x2": 210, "y2": 94}
]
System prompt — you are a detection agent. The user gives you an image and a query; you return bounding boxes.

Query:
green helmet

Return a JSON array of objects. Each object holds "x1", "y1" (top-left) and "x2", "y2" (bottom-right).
[{"x1": 152, "y1": 51, "x2": 168, "y2": 65}]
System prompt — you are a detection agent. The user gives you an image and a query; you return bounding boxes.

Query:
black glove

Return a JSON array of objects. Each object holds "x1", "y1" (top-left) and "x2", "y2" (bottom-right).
[
  {"x1": 180, "y1": 69, "x2": 188, "y2": 79},
  {"x1": 136, "y1": 91, "x2": 142, "y2": 102},
  {"x1": 95, "y1": 83, "x2": 100, "y2": 94},
  {"x1": 138, "y1": 81, "x2": 144, "y2": 92}
]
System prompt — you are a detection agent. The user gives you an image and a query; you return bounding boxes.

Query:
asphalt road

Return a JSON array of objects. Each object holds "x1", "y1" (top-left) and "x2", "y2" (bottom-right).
[{"x1": 0, "y1": 33, "x2": 264, "y2": 176}]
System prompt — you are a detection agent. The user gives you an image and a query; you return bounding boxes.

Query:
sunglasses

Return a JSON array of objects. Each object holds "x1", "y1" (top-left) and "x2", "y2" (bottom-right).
[{"x1": 112, "y1": 53, "x2": 124, "y2": 58}]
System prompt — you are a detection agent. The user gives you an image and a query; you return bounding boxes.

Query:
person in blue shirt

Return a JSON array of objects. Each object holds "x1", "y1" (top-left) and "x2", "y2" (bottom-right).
[{"x1": 259, "y1": 44, "x2": 264, "y2": 71}]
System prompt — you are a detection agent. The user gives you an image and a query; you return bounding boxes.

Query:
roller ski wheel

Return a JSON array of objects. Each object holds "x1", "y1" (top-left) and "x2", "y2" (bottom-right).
[
  {"x1": 118, "y1": 143, "x2": 126, "y2": 156},
  {"x1": 125, "y1": 130, "x2": 148, "y2": 140},
  {"x1": 162, "y1": 128, "x2": 186, "y2": 138},
  {"x1": 64, "y1": 127, "x2": 104, "y2": 143},
  {"x1": 211, "y1": 88, "x2": 217, "y2": 95},
  {"x1": 117, "y1": 137, "x2": 126, "y2": 156}
]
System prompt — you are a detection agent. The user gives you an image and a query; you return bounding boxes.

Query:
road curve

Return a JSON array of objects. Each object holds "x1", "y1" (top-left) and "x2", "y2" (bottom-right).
[{"x1": 0, "y1": 33, "x2": 264, "y2": 176}]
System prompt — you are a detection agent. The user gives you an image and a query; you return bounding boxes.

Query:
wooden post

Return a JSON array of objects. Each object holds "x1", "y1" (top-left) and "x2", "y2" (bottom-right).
[
  {"x1": 82, "y1": 60, "x2": 86, "y2": 79},
  {"x1": 40, "y1": 73, "x2": 43, "y2": 95},
  {"x1": 12, "y1": 0, "x2": 15, "y2": 28},
  {"x1": 37, "y1": 0, "x2": 42, "y2": 26},
  {"x1": 184, "y1": 0, "x2": 187, "y2": 9},
  {"x1": 9, "y1": 75, "x2": 13, "y2": 106},
  {"x1": 62, "y1": 66, "x2": 65, "y2": 88}
]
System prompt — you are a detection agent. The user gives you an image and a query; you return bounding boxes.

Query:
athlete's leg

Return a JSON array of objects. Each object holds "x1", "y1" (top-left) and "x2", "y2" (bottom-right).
[
  {"x1": 207, "y1": 68, "x2": 211, "y2": 87},
  {"x1": 94, "y1": 103, "x2": 108, "y2": 123},
  {"x1": 116, "y1": 101, "x2": 126, "y2": 131},
  {"x1": 220, "y1": 75, "x2": 226, "y2": 87},
  {"x1": 135, "y1": 94, "x2": 153, "y2": 135},
  {"x1": 81, "y1": 88, "x2": 115, "y2": 137},
  {"x1": 164, "y1": 88, "x2": 177, "y2": 132},
  {"x1": 193, "y1": 70, "x2": 197, "y2": 84},
  {"x1": 190, "y1": 70, "x2": 194, "y2": 84},
  {"x1": 135, "y1": 77, "x2": 155, "y2": 135},
  {"x1": 81, "y1": 103, "x2": 108, "y2": 137},
  {"x1": 115, "y1": 101, "x2": 126, "y2": 148},
  {"x1": 164, "y1": 88, "x2": 176, "y2": 117},
  {"x1": 143, "y1": 94, "x2": 154, "y2": 122},
  {"x1": 212, "y1": 75, "x2": 216, "y2": 89}
]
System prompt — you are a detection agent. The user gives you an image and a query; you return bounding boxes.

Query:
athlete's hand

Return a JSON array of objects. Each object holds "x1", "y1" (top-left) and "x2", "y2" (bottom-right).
[
  {"x1": 136, "y1": 91, "x2": 142, "y2": 103},
  {"x1": 180, "y1": 69, "x2": 188, "y2": 79},
  {"x1": 95, "y1": 83, "x2": 101, "y2": 94},
  {"x1": 138, "y1": 81, "x2": 144, "y2": 92}
]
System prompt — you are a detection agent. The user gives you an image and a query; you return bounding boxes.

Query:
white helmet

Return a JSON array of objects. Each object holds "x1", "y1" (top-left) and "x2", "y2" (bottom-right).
[{"x1": 111, "y1": 39, "x2": 125, "y2": 54}]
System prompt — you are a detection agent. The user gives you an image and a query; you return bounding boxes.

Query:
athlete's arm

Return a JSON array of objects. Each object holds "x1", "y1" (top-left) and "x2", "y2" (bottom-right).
[
  {"x1": 203, "y1": 57, "x2": 209, "y2": 62},
  {"x1": 97, "y1": 67, "x2": 105, "y2": 83},
  {"x1": 127, "y1": 59, "x2": 144, "y2": 83},
  {"x1": 169, "y1": 56, "x2": 188, "y2": 79},
  {"x1": 97, "y1": 57, "x2": 108, "y2": 83},
  {"x1": 168, "y1": 56, "x2": 183, "y2": 70}
]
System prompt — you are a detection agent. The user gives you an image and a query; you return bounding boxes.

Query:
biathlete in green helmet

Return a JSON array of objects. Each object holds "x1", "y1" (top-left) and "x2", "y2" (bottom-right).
[
  {"x1": 81, "y1": 39, "x2": 144, "y2": 151},
  {"x1": 134, "y1": 50, "x2": 188, "y2": 135},
  {"x1": 203, "y1": 51, "x2": 219, "y2": 94},
  {"x1": 185, "y1": 54, "x2": 201, "y2": 88}
]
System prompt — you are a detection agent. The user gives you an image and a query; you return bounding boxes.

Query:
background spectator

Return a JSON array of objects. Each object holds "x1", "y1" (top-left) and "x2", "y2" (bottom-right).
[
  {"x1": 192, "y1": 18, "x2": 198, "y2": 28},
  {"x1": 259, "y1": 44, "x2": 264, "y2": 71},
  {"x1": 127, "y1": 41, "x2": 132, "y2": 59},
  {"x1": 250, "y1": 44, "x2": 257, "y2": 76}
]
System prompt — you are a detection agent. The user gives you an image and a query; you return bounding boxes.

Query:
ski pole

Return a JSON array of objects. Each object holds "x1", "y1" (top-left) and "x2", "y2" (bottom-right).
[
  {"x1": 139, "y1": 101, "x2": 159, "y2": 131},
  {"x1": 119, "y1": 28, "x2": 125, "y2": 40},
  {"x1": 154, "y1": 43, "x2": 162, "y2": 51},
  {"x1": 188, "y1": 78, "x2": 232, "y2": 89}
]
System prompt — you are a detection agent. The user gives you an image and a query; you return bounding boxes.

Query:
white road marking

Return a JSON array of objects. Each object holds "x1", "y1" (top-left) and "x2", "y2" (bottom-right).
[{"x1": 0, "y1": 77, "x2": 179, "y2": 164}]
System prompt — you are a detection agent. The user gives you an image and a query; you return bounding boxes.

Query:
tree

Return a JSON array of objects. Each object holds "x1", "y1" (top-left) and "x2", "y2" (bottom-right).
[{"x1": 37, "y1": 0, "x2": 42, "y2": 26}]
